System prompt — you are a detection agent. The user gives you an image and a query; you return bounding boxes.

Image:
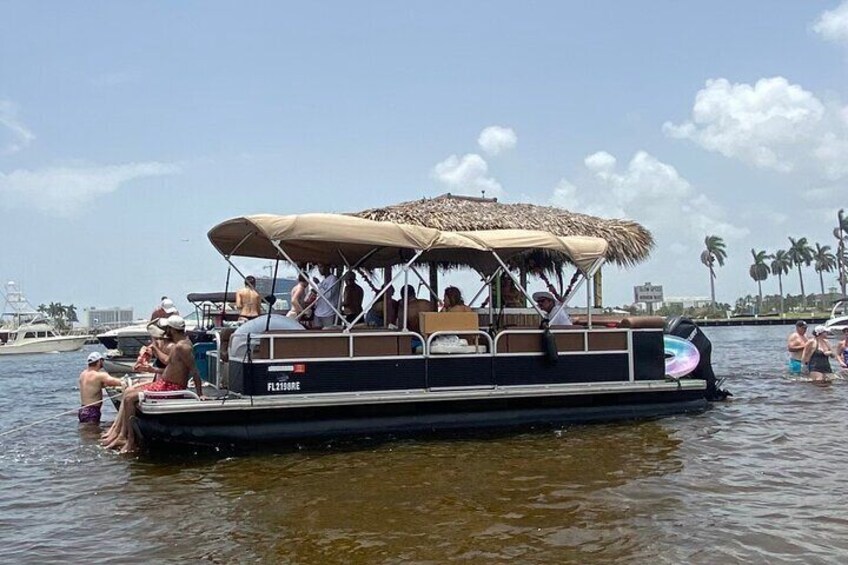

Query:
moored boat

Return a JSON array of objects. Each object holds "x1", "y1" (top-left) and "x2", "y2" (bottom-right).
[
  {"x1": 0, "y1": 319, "x2": 88, "y2": 355},
  {"x1": 823, "y1": 296, "x2": 848, "y2": 333},
  {"x1": 130, "y1": 213, "x2": 727, "y2": 450}
]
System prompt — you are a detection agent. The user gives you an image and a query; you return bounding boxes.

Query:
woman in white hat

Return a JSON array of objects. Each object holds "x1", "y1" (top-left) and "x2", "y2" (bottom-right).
[{"x1": 802, "y1": 325, "x2": 837, "y2": 382}]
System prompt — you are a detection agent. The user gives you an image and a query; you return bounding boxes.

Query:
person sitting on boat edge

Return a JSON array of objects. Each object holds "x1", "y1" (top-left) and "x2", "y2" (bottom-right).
[
  {"x1": 441, "y1": 286, "x2": 472, "y2": 313},
  {"x1": 802, "y1": 325, "x2": 837, "y2": 383},
  {"x1": 397, "y1": 285, "x2": 433, "y2": 334},
  {"x1": 532, "y1": 291, "x2": 572, "y2": 326},
  {"x1": 102, "y1": 315, "x2": 204, "y2": 453},
  {"x1": 79, "y1": 352, "x2": 124, "y2": 424},
  {"x1": 786, "y1": 320, "x2": 809, "y2": 375},
  {"x1": 236, "y1": 275, "x2": 262, "y2": 322}
]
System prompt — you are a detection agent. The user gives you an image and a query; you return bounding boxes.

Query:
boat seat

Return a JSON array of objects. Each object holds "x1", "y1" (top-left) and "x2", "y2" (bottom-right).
[{"x1": 618, "y1": 316, "x2": 665, "y2": 329}]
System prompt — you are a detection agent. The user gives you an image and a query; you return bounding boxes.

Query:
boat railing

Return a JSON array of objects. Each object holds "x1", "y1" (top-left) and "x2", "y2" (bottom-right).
[
  {"x1": 493, "y1": 326, "x2": 633, "y2": 355},
  {"x1": 249, "y1": 329, "x2": 426, "y2": 361}
]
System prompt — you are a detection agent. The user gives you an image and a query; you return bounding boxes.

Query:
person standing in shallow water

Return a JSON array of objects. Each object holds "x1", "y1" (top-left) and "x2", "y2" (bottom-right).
[
  {"x1": 78, "y1": 352, "x2": 124, "y2": 424},
  {"x1": 786, "y1": 320, "x2": 809, "y2": 375},
  {"x1": 803, "y1": 325, "x2": 837, "y2": 383}
]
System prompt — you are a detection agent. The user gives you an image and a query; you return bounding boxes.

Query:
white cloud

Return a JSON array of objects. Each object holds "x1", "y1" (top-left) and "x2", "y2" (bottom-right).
[
  {"x1": 663, "y1": 77, "x2": 848, "y2": 180},
  {"x1": 432, "y1": 153, "x2": 503, "y2": 197},
  {"x1": 0, "y1": 161, "x2": 180, "y2": 216},
  {"x1": 813, "y1": 1, "x2": 848, "y2": 45},
  {"x1": 584, "y1": 151, "x2": 617, "y2": 174},
  {"x1": 550, "y1": 150, "x2": 748, "y2": 244},
  {"x1": 477, "y1": 126, "x2": 517, "y2": 156},
  {"x1": 0, "y1": 100, "x2": 35, "y2": 154}
]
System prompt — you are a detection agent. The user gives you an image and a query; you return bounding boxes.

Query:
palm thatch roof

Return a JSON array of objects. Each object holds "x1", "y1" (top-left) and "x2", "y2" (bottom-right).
[{"x1": 353, "y1": 194, "x2": 653, "y2": 268}]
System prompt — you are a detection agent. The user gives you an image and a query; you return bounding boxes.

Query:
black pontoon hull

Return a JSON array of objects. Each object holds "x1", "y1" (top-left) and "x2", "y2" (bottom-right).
[{"x1": 133, "y1": 387, "x2": 707, "y2": 449}]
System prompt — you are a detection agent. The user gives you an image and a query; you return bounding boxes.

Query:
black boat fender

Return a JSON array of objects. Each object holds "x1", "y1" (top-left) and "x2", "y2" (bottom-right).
[{"x1": 664, "y1": 316, "x2": 731, "y2": 401}]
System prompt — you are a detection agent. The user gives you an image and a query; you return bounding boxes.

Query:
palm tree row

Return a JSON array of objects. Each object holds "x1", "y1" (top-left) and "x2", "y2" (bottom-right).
[
  {"x1": 36, "y1": 302, "x2": 79, "y2": 329},
  {"x1": 703, "y1": 234, "x2": 839, "y2": 316}
]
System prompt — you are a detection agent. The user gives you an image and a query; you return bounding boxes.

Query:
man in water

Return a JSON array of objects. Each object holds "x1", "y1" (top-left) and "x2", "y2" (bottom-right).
[
  {"x1": 79, "y1": 352, "x2": 124, "y2": 424},
  {"x1": 532, "y1": 291, "x2": 572, "y2": 326},
  {"x1": 236, "y1": 275, "x2": 262, "y2": 321},
  {"x1": 102, "y1": 315, "x2": 204, "y2": 452},
  {"x1": 787, "y1": 320, "x2": 809, "y2": 374}
]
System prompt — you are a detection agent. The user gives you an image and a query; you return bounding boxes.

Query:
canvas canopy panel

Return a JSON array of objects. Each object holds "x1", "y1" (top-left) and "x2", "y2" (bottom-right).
[{"x1": 208, "y1": 214, "x2": 608, "y2": 272}]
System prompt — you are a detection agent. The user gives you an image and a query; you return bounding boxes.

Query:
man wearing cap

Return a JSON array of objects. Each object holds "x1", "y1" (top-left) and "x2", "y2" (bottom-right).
[
  {"x1": 102, "y1": 315, "x2": 204, "y2": 452},
  {"x1": 236, "y1": 276, "x2": 262, "y2": 322},
  {"x1": 786, "y1": 320, "x2": 809, "y2": 374},
  {"x1": 532, "y1": 291, "x2": 572, "y2": 326},
  {"x1": 150, "y1": 297, "x2": 179, "y2": 321},
  {"x1": 78, "y1": 352, "x2": 124, "y2": 424}
]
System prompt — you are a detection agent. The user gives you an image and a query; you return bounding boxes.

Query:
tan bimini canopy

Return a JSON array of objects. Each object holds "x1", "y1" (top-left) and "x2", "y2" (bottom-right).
[{"x1": 207, "y1": 214, "x2": 608, "y2": 273}]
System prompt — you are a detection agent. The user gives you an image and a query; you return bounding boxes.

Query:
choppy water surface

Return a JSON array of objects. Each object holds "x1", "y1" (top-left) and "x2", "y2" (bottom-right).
[{"x1": 2, "y1": 325, "x2": 848, "y2": 563}]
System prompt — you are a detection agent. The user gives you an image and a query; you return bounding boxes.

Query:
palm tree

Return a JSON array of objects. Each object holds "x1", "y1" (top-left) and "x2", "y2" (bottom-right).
[
  {"x1": 700, "y1": 235, "x2": 727, "y2": 308},
  {"x1": 771, "y1": 250, "x2": 791, "y2": 317},
  {"x1": 813, "y1": 243, "x2": 836, "y2": 306},
  {"x1": 749, "y1": 249, "x2": 771, "y2": 314},
  {"x1": 787, "y1": 236, "x2": 813, "y2": 308},
  {"x1": 65, "y1": 304, "x2": 78, "y2": 323}
]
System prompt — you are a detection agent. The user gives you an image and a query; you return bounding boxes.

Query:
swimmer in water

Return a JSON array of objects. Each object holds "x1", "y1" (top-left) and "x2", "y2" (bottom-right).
[
  {"x1": 79, "y1": 352, "x2": 124, "y2": 424},
  {"x1": 786, "y1": 320, "x2": 809, "y2": 375}
]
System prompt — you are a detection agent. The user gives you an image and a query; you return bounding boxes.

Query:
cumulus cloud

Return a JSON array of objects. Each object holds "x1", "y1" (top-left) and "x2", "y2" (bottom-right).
[
  {"x1": 432, "y1": 153, "x2": 503, "y2": 197},
  {"x1": 549, "y1": 150, "x2": 748, "y2": 244},
  {"x1": 0, "y1": 161, "x2": 180, "y2": 216},
  {"x1": 0, "y1": 100, "x2": 35, "y2": 154},
  {"x1": 663, "y1": 77, "x2": 848, "y2": 180},
  {"x1": 813, "y1": 1, "x2": 848, "y2": 44},
  {"x1": 477, "y1": 126, "x2": 517, "y2": 155}
]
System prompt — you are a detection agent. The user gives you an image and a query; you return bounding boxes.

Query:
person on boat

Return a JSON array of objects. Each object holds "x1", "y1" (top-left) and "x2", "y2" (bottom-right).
[
  {"x1": 836, "y1": 327, "x2": 848, "y2": 374},
  {"x1": 441, "y1": 286, "x2": 473, "y2": 313},
  {"x1": 287, "y1": 274, "x2": 309, "y2": 319},
  {"x1": 341, "y1": 271, "x2": 364, "y2": 324},
  {"x1": 78, "y1": 352, "x2": 124, "y2": 424},
  {"x1": 786, "y1": 320, "x2": 809, "y2": 374},
  {"x1": 313, "y1": 264, "x2": 340, "y2": 328},
  {"x1": 236, "y1": 276, "x2": 262, "y2": 322},
  {"x1": 102, "y1": 315, "x2": 204, "y2": 452},
  {"x1": 397, "y1": 285, "x2": 433, "y2": 333},
  {"x1": 149, "y1": 297, "x2": 178, "y2": 321},
  {"x1": 532, "y1": 291, "x2": 572, "y2": 326},
  {"x1": 802, "y1": 326, "x2": 837, "y2": 383},
  {"x1": 365, "y1": 285, "x2": 398, "y2": 327}
]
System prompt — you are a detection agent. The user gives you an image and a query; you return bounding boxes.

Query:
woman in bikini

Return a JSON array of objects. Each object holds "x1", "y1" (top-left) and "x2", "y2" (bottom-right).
[{"x1": 802, "y1": 325, "x2": 837, "y2": 383}]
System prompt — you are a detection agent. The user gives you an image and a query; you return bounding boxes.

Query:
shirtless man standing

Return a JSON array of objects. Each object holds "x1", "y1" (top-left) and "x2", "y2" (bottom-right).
[
  {"x1": 236, "y1": 275, "x2": 262, "y2": 322},
  {"x1": 787, "y1": 320, "x2": 809, "y2": 374},
  {"x1": 102, "y1": 315, "x2": 204, "y2": 453},
  {"x1": 341, "y1": 271, "x2": 364, "y2": 323},
  {"x1": 79, "y1": 352, "x2": 124, "y2": 424}
]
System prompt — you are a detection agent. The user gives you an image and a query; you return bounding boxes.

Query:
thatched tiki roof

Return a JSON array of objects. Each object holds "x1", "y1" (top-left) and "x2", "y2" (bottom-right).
[{"x1": 353, "y1": 193, "x2": 653, "y2": 268}]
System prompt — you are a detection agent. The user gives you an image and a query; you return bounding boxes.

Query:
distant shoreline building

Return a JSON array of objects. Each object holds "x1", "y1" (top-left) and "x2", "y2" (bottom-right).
[
  {"x1": 661, "y1": 296, "x2": 711, "y2": 310},
  {"x1": 83, "y1": 307, "x2": 134, "y2": 329}
]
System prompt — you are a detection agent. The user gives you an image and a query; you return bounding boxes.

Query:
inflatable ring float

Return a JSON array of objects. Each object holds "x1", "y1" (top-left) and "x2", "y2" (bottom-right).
[{"x1": 663, "y1": 335, "x2": 700, "y2": 378}]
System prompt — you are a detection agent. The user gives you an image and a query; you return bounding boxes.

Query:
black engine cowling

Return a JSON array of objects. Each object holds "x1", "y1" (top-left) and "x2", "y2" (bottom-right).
[{"x1": 664, "y1": 316, "x2": 730, "y2": 401}]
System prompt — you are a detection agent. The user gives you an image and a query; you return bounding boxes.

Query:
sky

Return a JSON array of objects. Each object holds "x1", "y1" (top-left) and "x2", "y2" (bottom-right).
[{"x1": 1, "y1": 1, "x2": 847, "y2": 316}]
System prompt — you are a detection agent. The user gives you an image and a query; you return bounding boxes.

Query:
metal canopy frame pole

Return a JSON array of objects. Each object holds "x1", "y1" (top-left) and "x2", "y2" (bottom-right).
[
  {"x1": 409, "y1": 265, "x2": 439, "y2": 302},
  {"x1": 468, "y1": 269, "x2": 501, "y2": 306},
  {"x1": 345, "y1": 250, "x2": 425, "y2": 331},
  {"x1": 489, "y1": 253, "x2": 548, "y2": 319}
]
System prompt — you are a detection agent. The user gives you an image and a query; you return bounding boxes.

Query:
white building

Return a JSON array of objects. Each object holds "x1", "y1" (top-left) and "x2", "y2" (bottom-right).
[
  {"x1": 661, "y1": 296, "x2": 712, "y2": 309},
  {"x1": 83, "y1": 307, "x2": 134, "y2": 329}
]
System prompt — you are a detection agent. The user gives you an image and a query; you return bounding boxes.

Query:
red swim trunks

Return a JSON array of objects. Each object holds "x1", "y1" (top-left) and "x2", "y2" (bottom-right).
[{"x1": 141, "y1": 379, "x2": 185, "y2": 398}]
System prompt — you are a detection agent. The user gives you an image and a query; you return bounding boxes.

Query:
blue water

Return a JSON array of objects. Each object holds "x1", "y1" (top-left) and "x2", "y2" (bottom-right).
[{"x1": 1, "y1": 326, "x2": 848, "y2": 563}]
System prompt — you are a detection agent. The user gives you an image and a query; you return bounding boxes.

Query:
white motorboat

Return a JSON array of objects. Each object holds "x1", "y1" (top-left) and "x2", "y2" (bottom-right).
[
  {"x1": 824, "y1": 296, "x2": 848, "y2": 333},
  {"x1": 0, "y1": 319, "x2": 88, "y2": 355}
]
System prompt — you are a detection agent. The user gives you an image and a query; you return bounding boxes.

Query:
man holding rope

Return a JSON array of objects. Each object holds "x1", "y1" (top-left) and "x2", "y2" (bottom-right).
[
  {"x1": 102, "y1": 315, "x2": 204, "y2": 453},
  {"x1": 79, "y1": 352, "x2": 124, "y2": 424}
]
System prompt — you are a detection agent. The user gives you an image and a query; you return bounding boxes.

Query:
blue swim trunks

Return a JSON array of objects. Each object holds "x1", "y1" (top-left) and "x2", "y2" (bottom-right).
[{"x1": 788, "y1": 358, "x2": 803, "y2": 374}]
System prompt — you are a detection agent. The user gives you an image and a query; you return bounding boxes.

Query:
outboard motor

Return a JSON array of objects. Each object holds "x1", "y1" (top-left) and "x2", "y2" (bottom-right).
[{"x1": 664, "y1": 316, "x2": 730, "y2": 401}]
